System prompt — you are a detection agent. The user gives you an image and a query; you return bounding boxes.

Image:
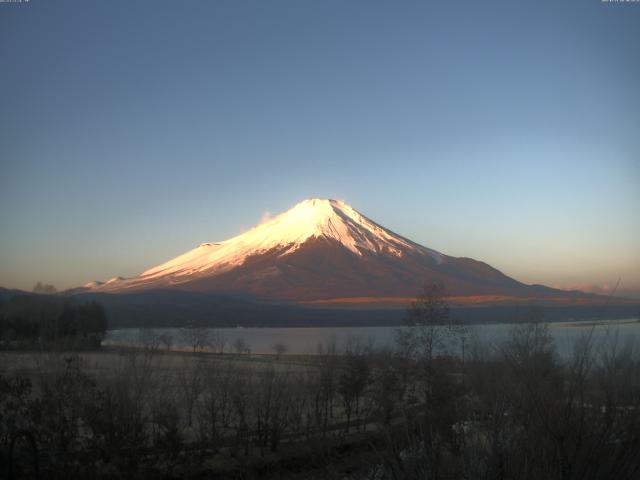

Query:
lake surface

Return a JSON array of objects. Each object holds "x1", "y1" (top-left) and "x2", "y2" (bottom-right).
[{"x1": 104, "y1": 318, "x2": 640, "y2": 357}]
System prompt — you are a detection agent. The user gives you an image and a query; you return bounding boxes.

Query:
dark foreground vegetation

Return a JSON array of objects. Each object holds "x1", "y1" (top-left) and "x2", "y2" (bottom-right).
[{"x1": 1, "y1": 287, "x2": 639, "y2": 479}]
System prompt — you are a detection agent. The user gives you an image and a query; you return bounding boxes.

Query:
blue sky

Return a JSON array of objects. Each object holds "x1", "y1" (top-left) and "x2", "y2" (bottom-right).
[{"x1": 1, "y1": 0, "x2": 639, "y2": 295}]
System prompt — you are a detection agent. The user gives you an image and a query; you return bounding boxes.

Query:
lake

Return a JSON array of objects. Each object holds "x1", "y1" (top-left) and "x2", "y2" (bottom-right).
[{"x1": 104, "y1": 318, "x2": 640, "y2": 357}]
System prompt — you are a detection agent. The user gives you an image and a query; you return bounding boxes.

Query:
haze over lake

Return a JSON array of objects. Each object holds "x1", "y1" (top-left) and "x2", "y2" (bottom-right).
[{"x1": 105, "y1": 318, "x2": 640, "y2": 356}]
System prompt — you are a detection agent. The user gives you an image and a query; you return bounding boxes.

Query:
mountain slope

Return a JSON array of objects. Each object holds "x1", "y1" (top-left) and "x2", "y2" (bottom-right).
[{"x1": 81, "y1": 199, "x2": 589, "y2": 302}]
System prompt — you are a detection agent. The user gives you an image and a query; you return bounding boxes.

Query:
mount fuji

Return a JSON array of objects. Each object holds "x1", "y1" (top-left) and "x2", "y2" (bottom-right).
[{"x1": 81, "y1": 198, "x2": 597, "y2": 305}]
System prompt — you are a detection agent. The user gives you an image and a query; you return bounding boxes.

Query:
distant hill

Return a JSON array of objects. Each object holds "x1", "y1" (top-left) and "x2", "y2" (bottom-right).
[
  {"x1": 0, "y1": 287, "x2": 30, "y2": 303},
  {"x1": 77, "y1": 289, "x2": 640, "y2": 329},
  {"x1": 2, "y1": 286, "x2": 637, "y2": 329}
]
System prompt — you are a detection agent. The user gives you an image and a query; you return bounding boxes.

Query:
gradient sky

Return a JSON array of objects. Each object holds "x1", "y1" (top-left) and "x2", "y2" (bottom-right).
[{"x1": 1, "y1": 0, "x2": 639, "y2": 296}]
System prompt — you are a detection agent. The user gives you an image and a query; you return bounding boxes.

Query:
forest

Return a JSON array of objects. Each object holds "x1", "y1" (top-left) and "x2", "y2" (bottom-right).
[{"x1": 0, "y1": 294, "x2": 107, "y2": 350}]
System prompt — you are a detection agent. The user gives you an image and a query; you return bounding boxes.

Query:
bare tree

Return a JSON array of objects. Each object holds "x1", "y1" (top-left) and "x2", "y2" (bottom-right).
[
  {"x1": 338, "y1": 337, "x2": 371, "y2": 432},
  {"x1": 209, "y1": 329, "x2": 227, "y2": 354},
  {"x1": 229, "y1": 366, "x2": 252, "y2": 456},
  {"x1": 232, "y1": 337, "x2": 250, "y2": 355},
  {"x1": 197, "y1": 359, "x2": 236, "y2": 451},
  {"x1": 403, "y1": 282, "x2": 455, "y2": 362},
  {"x1": 159, "y1": 333, "x2": 173, "y2": 352},
  {"x1": 180, "y1": 327, "x2": 210, "y2": 353},
  {"x1": 138, "y1": 329, "x2": 161, "y2": 352},
  {"x1": 272, "y1": 343, "x2": 288, "y2": 360},
  {"x1": 313, "y1": 338, "x2": 339, "y2": 438},
  {"x1": 176, "y1": 357, "x2": 205, "y2": 428},
  {"x1": 251, "y1": 366, "x2": 292, "y2": 455},
  {"x1": 339, "y1": 355, "x2": 370, "y2": 432}
]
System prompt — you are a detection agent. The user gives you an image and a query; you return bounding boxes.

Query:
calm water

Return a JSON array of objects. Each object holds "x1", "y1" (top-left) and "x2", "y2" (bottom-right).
[{"x1": 104, "y1": 318, "x2": 640, "y2": 357}]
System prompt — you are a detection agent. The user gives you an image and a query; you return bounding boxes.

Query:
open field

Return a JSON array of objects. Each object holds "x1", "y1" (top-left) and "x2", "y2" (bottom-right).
[
  {"x1": 1, "y1": 345, "x2": 401, "y2": 478},
  {"x1": 0, "y1": 349, "x2": 312, "y2": 380}
]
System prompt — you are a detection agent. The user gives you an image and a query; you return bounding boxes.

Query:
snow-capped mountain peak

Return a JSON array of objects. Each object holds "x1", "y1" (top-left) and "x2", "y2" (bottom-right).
[
  {"x1": 78, "y1": 198, "x2": 607, "y2": 304},
  {"x1": 140, "y1": 198, "x2": 424, "y2": 279},
  {"x1": 236, "y1": 198, "x2": 422, "y2": 256},
  {"x1": 83, "y1": 198, "x2": 443, "y2": 294}
]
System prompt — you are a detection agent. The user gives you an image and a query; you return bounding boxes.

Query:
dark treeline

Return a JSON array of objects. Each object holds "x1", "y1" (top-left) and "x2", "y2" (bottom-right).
[{"x1": 0, "y1": 294, "x2": 107, "y2": 349}]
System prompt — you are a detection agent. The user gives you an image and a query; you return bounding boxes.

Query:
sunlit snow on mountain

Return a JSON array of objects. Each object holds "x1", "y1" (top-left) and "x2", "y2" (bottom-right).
[{"x1": 81, "y1": 199, "x2": 612, "y2": 304}]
